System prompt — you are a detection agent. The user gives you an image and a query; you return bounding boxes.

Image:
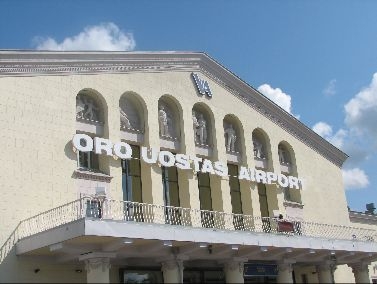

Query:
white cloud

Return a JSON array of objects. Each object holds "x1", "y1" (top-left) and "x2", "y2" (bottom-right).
[
  {"x1": 312, "y1": 121, "x2": 347, "y2": 149},
  {"x1": 342, "y1": 168, "x2": 369, "y2": 190},
  {"x1": 33, "y1": 22, "x2": 136, "y2": 51},
  {"x1": 323, "y1": 79, "x2": 337, "y2": 96},
  {"x1": 344, "y1": 73, "x2": 377, "y2": 143},
  {"x1": 257, "y1": 84, "x2": 299, "y2": 118},
  {"x1": 312, "y1": 121, "x2": 333, "y2": 137}
]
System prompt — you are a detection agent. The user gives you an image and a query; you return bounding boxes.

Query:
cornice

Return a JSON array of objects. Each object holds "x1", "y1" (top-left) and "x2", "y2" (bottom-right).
[{"x1": 0, "y1": 50, "x2": 348, "y2": 167}]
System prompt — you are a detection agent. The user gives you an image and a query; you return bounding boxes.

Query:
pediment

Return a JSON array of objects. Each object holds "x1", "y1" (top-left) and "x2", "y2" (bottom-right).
[{"x1": 0, "y1": 50, "x2": 348, "y2": 167}]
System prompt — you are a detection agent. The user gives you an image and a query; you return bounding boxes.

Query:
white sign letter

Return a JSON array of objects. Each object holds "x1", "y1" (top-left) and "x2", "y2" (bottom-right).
[
  {"x1": 278, "y1": 174, "x2": 289, "y2": 188},
  {"x1": 214, "y1": 162, "x2": 228, "y2": 177},
  {"x1": 289, "y1": 176, "x2": 300, "y2": 189},
  {"x1": 159, "y1": 151, "x2": 176, "y2": 167},
  {"x1": 255, "y1": 170, "x2": 267, "y2": 184},
  {"x1": 72, "y1": 134, "x2": 93, "y2": 152},
  {"x1": 238, "y1": 167, "x2": 251, "y2": 181},
  {"x1": 94, "y1": 137, "x2": 113, "y2": 156},
  {"x1": 175, "y1": 154, "x2": 191, "y2": 170},
  {"x1": 113, "y1": 142, "x2": 132, "y2": 159},
  {"x1": 201, "y1": 159, "x2": 215, "y2": 174},
  {"x1": 190, "y1": 156, "x2": 203, "y2": 173},
  {"x1": 267, "y1": 172, "x2": 277, "y2": 184},
  {"x1": 141, "y1": 147, "x2": 158, "y2": 164}
]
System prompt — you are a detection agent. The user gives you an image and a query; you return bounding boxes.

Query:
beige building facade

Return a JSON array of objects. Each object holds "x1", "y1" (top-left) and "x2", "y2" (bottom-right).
[{"x1": 0, "y1": 51, "x2": 376, "y2": 283}]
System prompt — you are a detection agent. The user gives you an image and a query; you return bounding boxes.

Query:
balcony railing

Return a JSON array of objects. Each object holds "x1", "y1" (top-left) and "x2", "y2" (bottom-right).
[{"x1": 1, "y1": 197, "x2": 377, "y2": 264}]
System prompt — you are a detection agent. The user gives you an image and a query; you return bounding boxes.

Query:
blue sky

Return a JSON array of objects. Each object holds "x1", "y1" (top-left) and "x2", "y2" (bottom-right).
[{"x1": 1, "y1": 0, "x2": 376, "y2": 212}]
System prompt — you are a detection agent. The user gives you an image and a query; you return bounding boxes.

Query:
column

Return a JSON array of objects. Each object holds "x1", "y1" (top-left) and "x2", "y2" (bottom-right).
[
  {"x1": 84, "y1": 257, "x2": 111, "y2": 283},
  {"x1": 349, "y1": 262, "x2": 371, "y2": 284},
  {"x1": 223, "y1": 260, "x2": 245, "y2": 284},
  {"x1": 277, "y1": 262, "x2": 294, "y2": 284},
  {"x1": 316, "y1": 262, "x2": 333, "y2": 283},
  {"x1": 161, "y1": 260, "x2": 183, "y2": 283}
]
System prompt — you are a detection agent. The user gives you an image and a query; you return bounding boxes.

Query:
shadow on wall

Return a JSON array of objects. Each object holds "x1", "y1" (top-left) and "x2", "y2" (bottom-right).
[{"x1": 64, "y1": 140, "x2": 76, "y2": 161}]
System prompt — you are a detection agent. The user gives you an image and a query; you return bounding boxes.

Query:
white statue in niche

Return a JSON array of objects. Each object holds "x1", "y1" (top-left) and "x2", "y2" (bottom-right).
[
  {"x1": 192, "y1": 110, "x2": 208, "y2": 145},
  {"x1": 76, "y1": 95, "x2": 100, "y2": 122},
  {"x1": 278, "y1": 147, "x2": 288, "y2": 164},
  {"x1": 76, "y1": 95, "x2": 86, "y2": 119},
  {"x1": 158, "y1": 105, "x2": 170, "y2": 137},
  {"x1": 120, "y1": 107, "x2": 133, "y2": 130},
  {"x1": 253, "y1": 139, "x2": 264, "y2": 159},
  {"x1": 192, "y1": 110, "x2": 199, "y2": 142},
  {"x1": 197, "y1": 114, "x2": 207, "y2": 145},
  {"x1": 224, "y1": 124, "x2": 236, "y2": 152}
]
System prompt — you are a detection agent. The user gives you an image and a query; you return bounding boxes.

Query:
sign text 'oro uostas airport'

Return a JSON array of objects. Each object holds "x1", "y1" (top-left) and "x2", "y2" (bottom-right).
[{"x1": 72, "y1": 134, "x2": 303, "y2": 189}]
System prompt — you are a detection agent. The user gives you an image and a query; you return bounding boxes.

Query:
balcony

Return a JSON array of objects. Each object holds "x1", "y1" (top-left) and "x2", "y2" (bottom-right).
[{"x1": 1, "y1": 197, "x2": 377, "y2": 266}]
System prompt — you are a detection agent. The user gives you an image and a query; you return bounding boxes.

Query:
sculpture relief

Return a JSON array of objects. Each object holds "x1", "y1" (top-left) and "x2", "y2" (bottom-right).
[
  {"x1": 119, "y1": 98, "x2": 143, "y2": 133},
  {"x1": 159, "y1": 105, "x2": 169, "y2": 137},
  {"x1": 192, "y1": 110, "x2": 208, "y2": 145},
  {"x1": 253, "y1": 139, "x2": 264, "y2": 159},
  {"x1": 120, "y1": 107, "x2": 133, "y2": 130},
  {"x1": 278, "y1": 146, "x2": 289, "y2": 164},
  {"x1": 224, "y1": 124, "x2": 237, "y2": 152},
  {"x1": 158, "y1": 104, "x2": 175, "y2": 139},
  {"x1": 76, "y1": 94, "x2": 100, "y2": 122}
]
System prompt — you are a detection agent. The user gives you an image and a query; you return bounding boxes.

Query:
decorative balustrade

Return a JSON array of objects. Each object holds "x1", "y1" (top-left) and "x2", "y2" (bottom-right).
[{"x1": 1, "y1": 197, "x2": 376, "y2": 264}]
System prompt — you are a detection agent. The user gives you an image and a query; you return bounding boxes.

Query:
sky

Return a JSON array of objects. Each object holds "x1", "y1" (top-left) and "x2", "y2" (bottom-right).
[{"x1": 1, "y1": 0, "x2": 376, "y2": 212}]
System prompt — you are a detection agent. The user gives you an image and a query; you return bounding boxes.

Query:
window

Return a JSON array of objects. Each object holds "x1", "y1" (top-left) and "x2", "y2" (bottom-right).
[
  {"x1": 258, "y1": 184, "x2": 271, "y2": 233},
  {"x1": 197, "y1": 168, "x2": 214, "y2": 228},
  {"x1": 78, "y1": 151, "x2": 99, "y2": 170},
  {"x1": 228, "y1": 164, "x2": 242, "y2": 214},
  {"x1": 122, "y1": 145, "x2": 142, "y2": 203},
  {"x1": 162, "y1": 165, "x2": 181, "y2": 225},
  {"x1": 122, "y1": 145, "x2": 143, "y2": 221},
  {"x1": 228, "y1": 164, "x2": 244, "y2": 230},
  {"x1": 76, "y1": 135, "x2": 99, "y2": 170}
]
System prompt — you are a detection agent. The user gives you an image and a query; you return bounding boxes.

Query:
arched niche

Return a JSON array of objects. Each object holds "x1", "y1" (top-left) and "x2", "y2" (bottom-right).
[
  {"x1": 119, "y1": 91, "x2": 146, "y2": 134},
  {"x1": 158, "y1": 95, "x2": 182, "y2": 141},
  {"x1": 119, "y1": 91, "x2": 147, "y2": 145},
  {"x1": 252, "y1": 128, "x2": 271, "y2": 169},
  {"x1": 192, "y1": 103, "x2": 214, "y2": 146},
  {"x1": 278, "y1": 141, "x2": 297, "y2": 174},
  {"x1": 278, "y1": 141, "x2": 301, "y2": 204},
  {"x1": 76, "y1": 88, "x2": 107, "y2": 136},
  {"x1": 223, "y1": 114, "x2": 243, "y2": 155},
  {"x1": 192, "y1": 102, "x2": 215, "y2": 158}
]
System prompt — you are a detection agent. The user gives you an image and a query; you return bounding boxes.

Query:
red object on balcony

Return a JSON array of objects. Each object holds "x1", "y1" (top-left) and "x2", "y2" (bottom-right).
[{"x1": 278, "y1": 220, "x2": 294, "y2": 232}]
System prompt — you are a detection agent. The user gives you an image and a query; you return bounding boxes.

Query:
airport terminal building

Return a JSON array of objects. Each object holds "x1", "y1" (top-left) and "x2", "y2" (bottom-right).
[{"x1": 0, "y1": 51, "x2": 376, "y2": 283}]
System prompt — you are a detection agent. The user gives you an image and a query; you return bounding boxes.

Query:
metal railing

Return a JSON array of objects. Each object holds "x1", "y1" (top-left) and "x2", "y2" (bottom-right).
[{"x1": 1, "y1": 197, "x2": 376, "y2": 264}]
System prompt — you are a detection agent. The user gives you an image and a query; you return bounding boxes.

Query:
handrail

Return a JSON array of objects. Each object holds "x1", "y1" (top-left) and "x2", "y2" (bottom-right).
[{"x1": 1, "y1": 197, "x2": 376, "y2": 264}]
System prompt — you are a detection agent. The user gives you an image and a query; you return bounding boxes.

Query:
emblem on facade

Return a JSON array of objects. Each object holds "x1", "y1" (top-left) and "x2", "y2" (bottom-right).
[{"x1": 192, "y1": 73, "x2": 212, "y2": 98}]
